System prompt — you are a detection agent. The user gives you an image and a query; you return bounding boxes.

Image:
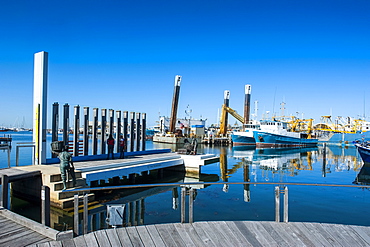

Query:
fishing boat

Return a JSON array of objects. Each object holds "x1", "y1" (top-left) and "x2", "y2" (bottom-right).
[
  {"x1": 253, "y1": 120, "x2": 318, "y2": 148},
  {"x1": 314, "y1": 116, "x2": 370, "y2": 146},
  {"x1": 355, "y1": 141, "x2": 370, "y2": 164},
  {"x1": 231, "y1": 122, "x2": 260, "y2": 146}
]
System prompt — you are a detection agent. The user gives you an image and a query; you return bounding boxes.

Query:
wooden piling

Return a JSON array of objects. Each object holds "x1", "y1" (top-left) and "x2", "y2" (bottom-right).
[
  {"x1": 1, "y1": 175, "x2": 9, "y2": 209},
  {"x1": 123, "y1": 111, "x2": 128, "y2": 153},
  {"x1": 101, "y1": 109, "x2": 107, "y2": 154},
  {"x1": 136, "y1": 112, "x2": 141, "y2": 151},
  {"x1": 109, "y1": 109, "x2": 114, "y2": 137},
  {"x1": 275, "y1": 186, "x2": 280, "y2": 222},
  {"x1": 63, "y1": 103, "x2": 69, "y2": 147},
  {"x1": 83, "y1": 107, "x2": 89, "y2": 156},
  {"x1": 116, "y1": 110, "x2": 122, "y2": 153},
  {"x1": 130, "y1": 112, "x2": 135, "y2": 152},
  {"x1": 83, "y1": 194, "x2": 88, "y2": 234},
  {"x1": 73, "y1": 105, "x2": 80, "y2": 156},
  {"x1": 51, "y1": 102, "x2": 59, "y2": 158},
  {"x1": 74, "y1": 194, "x2": 79, "y2": 236},
  {"x1": 92, "y1": 108, "x2": 98, "y2": 155},
  {"x1": 142, "y1": 113, "x2": 146, "y2": 151},
  {"x1": 41, "y1": 185, "x2": 50, "y2": 227}
]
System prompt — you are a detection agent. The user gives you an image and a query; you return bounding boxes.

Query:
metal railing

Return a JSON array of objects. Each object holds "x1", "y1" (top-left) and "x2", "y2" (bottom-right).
[{"x1": 64, "y1": 181, "x2": 370, "y2": 236}]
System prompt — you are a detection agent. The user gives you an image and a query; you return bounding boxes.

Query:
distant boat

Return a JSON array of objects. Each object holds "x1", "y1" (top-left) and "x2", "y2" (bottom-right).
[
  {"x1": 355, "y1": 141, "x2": 370, "y2": 164},
  {"x1": 253, "y1": 120, "x2": 318, "y2": 148}
]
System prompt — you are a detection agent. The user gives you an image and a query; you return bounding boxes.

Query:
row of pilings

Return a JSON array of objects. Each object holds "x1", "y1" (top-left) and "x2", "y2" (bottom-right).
[{"x1": 51, "y1": 102, "x2": 146, "y2": 158}]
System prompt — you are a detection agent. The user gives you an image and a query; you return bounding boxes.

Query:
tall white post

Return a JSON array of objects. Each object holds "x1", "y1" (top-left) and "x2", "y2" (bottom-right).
[{"x1": 33, "y1": 51, "x2": 48, "y2": 164}]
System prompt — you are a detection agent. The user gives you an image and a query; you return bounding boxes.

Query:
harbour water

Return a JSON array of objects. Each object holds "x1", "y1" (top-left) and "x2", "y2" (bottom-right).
[{"x1": 1, "y1": 131, "x2": 370, "y2": 232}]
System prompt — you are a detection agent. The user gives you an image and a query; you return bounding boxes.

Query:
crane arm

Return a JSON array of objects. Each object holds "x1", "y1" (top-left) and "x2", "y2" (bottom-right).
[{"x1": 219, "y1": 104, "x2": 244, "y2": 135}]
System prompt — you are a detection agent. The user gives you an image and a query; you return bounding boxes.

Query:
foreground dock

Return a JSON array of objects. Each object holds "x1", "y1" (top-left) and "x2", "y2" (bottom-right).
[{"x1": 27, "y1": 220, "x2": 370, "y2": 247}]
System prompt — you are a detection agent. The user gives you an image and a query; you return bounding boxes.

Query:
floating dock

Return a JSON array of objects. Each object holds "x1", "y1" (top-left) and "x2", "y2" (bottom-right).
[{"x1": 2, "y1": 149, "x2": 218, "y2": 209}]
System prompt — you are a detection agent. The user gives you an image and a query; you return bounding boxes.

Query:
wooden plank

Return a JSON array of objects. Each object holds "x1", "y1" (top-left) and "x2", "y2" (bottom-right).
[
  {"x1": 193, "y1": 222, "x2": 229, "y2": 246},
  {"x1": 155, "y1": 224, "x2": 179, "y2": 246},
  {"x1": 320, "y1": 223, "x2": 351, "y2": 246},
  {"x1": 350, "y1": 225, "x2": 370, "y2": 245},
  {"x1": 36, "y1": 242, "x2": 51, "y2": 247},
  {"x1": 266, "y1": 221, "x2": 304, "y2": 246},
  {"x1": 145, "y1": 224, "x2": 166, "y2": 247},
  {"x1": 334, "y1": 224, "x2": 367, "y2": 246},
  {"x1": 125, "y1": 226, "x2": 144, "y2": 246},
  {"x1": 174, "y1": 223, "x2": 204, "y2": 247},
  {"x1": 48, "y1": 240, "x2": 63, "y2": 247},
  {"x1": 171, "y1": 223, "x2": 197, "y2": 247},
  {"x1": 187, "y1": 222, "x2": 215, "y2": 246},
  {"x1": 297, "y1": 222, "x2": 335, "y2": 246},
  {"x1": 233, "y1": 221, "x2": 263, "y2": 247},
  {"x1": 164, "y1": 223, "x2": 187, "y2": 246},
  {"x1": 115, "y1": 228, "x2": 134, "y2": 247},
  {"x1": 60, "y1": 239, "x2": 76, "y2": 247},
  {"x1": 259, "y1": 221, "x2": 289, "y2": 246},
  {"x1": 94, "y1": 230, "x2": 111, "y2": 247},
  {"x1": 105, "y1": 228, "x2": 122, "y2": 246},
  {"x1": 71, "y1": 235, "x2": 88, "y2": 247},
  {"x1": 293, "y1": 222, "x2": 324, "y2": 246},
  {"x1": 3, "y1": 231, "x2": 48, "y2": 247},
  {"x1": 285, "y1": 222, "x2": 315, "y2": 247},
  {"x1": 83, "y1": 232, "x2": 99, "y2": 247},
  {"x1": 307, "y1": 223, "x2": 339, "y2": 246},
  {"x1": 208, "y1": 221, "x2": 244, "y2": 247},
  {"x1": 245, "y1": 221, "x2": 279, "y2": 247},
  {"x1": 224, "y1": 221, "x2": 253, "y2": 246},
  {"x1": 136, "y1": 225, "x2": 155, "y2": 246}
]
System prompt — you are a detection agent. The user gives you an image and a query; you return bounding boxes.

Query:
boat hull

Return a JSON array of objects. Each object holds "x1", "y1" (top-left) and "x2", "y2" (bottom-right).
[
  {"x1": 253, "y1": 131, "x2": 318, "y2": 148},
  {"x1": 355, "y1": 144, "x2": 370, "y2": 164},
  {"x1": 231, "y1": 131, "x2": 256, "y2": 146}
]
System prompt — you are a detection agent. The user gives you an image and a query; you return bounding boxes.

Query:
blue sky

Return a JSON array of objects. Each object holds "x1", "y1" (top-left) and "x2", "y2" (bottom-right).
[{"x1": 1, "y1": 0, "x2": 369, "y2": 128}]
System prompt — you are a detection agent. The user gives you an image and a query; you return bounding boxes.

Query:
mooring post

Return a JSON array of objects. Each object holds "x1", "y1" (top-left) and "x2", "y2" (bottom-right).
[
  {"x1": 116, "y1": 110, "x2": 122, "y2": 153},
  {"x1": 136, "y1": 112, "x2": 141, "y2": 151},
  {"x1": 41, "y1": 185, "x2": 50, "y2": 226},
  {"x1": 101, "y1": 109, "x2": 107, "y2": 154},
  {"x1": 189, "y1": 188, "x2": 194, "y2": 223},
  {"x1": 74, "y1": 194, "x2": 79, "y2": 236},
  {"x1": 1, "y1": 175, "x2": 9, "y2": 209},
  {"x1": 83, "y1": 107, "x2": 89, "y2": 156},
  {"x1": 8, "y1": 145, "x2": 11, "y2": 167},
  {"x1": 109, "y1": 109, "x2": 114, "y2": 137},
  {"x1": 83, "y1": 193, "x2": 88, "y2": 234},
  {"x1": 73, "y1": 105, "x2": 80, "y2": 156},
  {"x1": 51, "y1": 102, "x2": 59, "y2": 158},
  {"x1": 92, "y1": 108, "x2": 98, "y2": 155},
  {"x1": 283, "y1": 186, "x2": 289, "y2": 223},
  {"x1": 130, "y1": 112, "x2": 135, "y2": 152},
  {"x1": 123, "y1": 111, "x2": 128, "y2": 153},
  {"x1": 141, "y1": 113, "x2": 146, "y2": 151},
  {"x1": 275, "y1": 186, "x2": 280, "y2": 222},
  {"x1": 181, "y1": 187, "x2": 186, "y2": 223},
  {"x1": 63, "y1": 103, "x2": 70, "y2": 147}
]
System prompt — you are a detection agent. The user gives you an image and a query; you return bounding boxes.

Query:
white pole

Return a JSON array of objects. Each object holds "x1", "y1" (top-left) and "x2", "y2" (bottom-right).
[{"x1": 33, "y1": 51, "x2": 48, "y2": 164}]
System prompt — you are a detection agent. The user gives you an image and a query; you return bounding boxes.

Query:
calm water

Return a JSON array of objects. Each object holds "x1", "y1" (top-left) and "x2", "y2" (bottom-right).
[{"x1": 1, "y1": 131, "x2": 370, "y2": 231}]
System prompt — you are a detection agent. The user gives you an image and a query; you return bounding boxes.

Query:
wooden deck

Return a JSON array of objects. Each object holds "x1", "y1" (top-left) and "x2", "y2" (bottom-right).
[
  {"x1": 27, "y1": 221, "x2": 370, "y2": 247},
  {"x1": 0, "y1": 205, "x2": 74, "y2": 247},
  {"x1": 0, "y1": 214, "x2": 52, "y2": 246}
]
